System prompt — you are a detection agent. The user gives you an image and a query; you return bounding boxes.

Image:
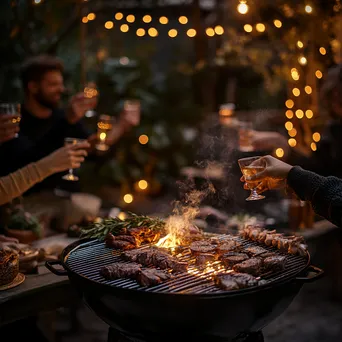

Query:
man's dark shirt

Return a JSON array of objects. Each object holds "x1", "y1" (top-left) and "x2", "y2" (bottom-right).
[{"x1": 0, "y1": 106, "x2": 91, "y2": 193}]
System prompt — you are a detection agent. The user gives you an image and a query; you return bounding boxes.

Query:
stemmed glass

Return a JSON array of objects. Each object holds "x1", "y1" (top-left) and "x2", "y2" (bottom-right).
[
  {"x1": 0, "y1": 103, "x2": 21, "y2": 138},
  {"x1": 62, "y1": 137, "x2": 84, "y2": 181},
  {"x1": 238, "y1": 156, "x2": 266, "y2": 201},
  {"x1": 84, "y1": 82, "x2": 99, "y2": 118},
  {"x1": 96, "y1": 114, "x2": 114, "y2": 151}
]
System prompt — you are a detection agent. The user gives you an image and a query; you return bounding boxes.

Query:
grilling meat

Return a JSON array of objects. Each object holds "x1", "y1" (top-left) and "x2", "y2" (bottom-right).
[
  {"x1": 263, "y1": 255, "x2": 286, "y2": 272},
  {"x1": 100, "y1": 262, "x2": 141, "y2": 279},
  {"x1": 189, "y1": 241, "x2": 217, "y2": 255},
  {"x1": 233, "y1": 258, "x2": 263, "y2": 276},
  {"x1": 122, "y1": 248, "x2": 188, "y2": 273},
  {"x1": 245, "y1": 246, "x2": 268, "y2": 257},
  {"x1": 105, "y1": 234, "x2": 136, "y2": 250},
  {"x1": 214, "y1": 272, "x2": 260, "y2": 291},
  {"x1": 216, "y1": 240, "x2": 241, "y2": 255},
  {"x1": 195, "y1": 253, "x2": 218, "y2": 266},
  {"x1": 241, "y1": 226, "x2": 308, "y2": 256},
  {"x1": 220, "y1": 253, "x2": 249, "y2": 268},
  {"x1": 137, "y1": 269, "x2": 171, "y2": 287},
  {"x1": 100, "y1": 262, "x2": 171, "y2": 287}
]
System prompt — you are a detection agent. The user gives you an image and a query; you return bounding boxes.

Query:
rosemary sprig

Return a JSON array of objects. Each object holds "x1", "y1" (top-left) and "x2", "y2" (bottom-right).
[{"x1": 80, "y1": 212, "x2": 166, "y2": 240}]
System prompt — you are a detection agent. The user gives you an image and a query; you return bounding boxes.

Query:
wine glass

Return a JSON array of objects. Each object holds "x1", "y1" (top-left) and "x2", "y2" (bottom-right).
[
  {"x1": 96, "y1": 114, "x2": 114, "y2": 151},
  {"x1": 84, "y1": 82, "x2": 99, "y2": 118},
  {"x1": 238, "y1": 156, "x2": 266, "y2": 201},
  {"x1": 62, "y1": 137, "x2": 84, "y2": 181},
  {"x1": 123, "y1": 99, "x2": 141, "y2": 126},
  {"x1": 238, "y1": 121, "x2": 254, "y2": 152},
  {"x1": 0, "y1": 103, "x2": 21, "y2": 138}
]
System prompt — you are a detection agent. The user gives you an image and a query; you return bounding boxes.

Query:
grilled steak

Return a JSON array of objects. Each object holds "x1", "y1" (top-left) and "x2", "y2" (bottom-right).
[
  {"x1": 100, "y1": 262, "x2": 141, "y2": 279},
  {"x1": 122, "y1": 248, "x2": 188, "y2": 273},
  {"x1": 233, "y1": 258, "x2": 263, "y2": 276},
  {"x1": 214, "y1": 272, "x2": 259, "y2": 291},
  {"x1": 245, "y1": 246, "x2": 268, "y2": 257},
  {"x1": 137, "y1": 269, "x2": 171, "y2": 287},
  {"x1": 220, "y1": 253, "x2": 249, "y2": 268},
  {"x1": 195, "y1": 253, "x2": 217, "y2": 266},
  {"x1": 105, "y1": 233, "x2": 136, "y2": 250},
  {"x1": 216, "y1": 240, "x2": 241, "y2": 255},
  {"x1": 189, "y1": 241, "x2": 217, "y2": 255},
  {"x1": 263, "y1": 255, "x2": 286, "y2": 272}
]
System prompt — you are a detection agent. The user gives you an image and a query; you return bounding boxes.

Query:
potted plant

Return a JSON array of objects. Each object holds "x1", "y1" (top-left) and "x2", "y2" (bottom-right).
[{"x1": 5, "y1": 206, "x2": 42, "y2": 244}]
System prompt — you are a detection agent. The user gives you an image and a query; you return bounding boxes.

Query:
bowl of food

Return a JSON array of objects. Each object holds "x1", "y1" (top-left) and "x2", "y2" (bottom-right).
[{"x1": 0, "y1": 249, "x2": 19, "y2": 286}]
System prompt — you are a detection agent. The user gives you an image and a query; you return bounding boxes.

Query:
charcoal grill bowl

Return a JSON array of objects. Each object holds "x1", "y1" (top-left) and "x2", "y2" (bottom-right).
[{"x1": 46, "y1": 239, "x2": 323, "y2": 342}]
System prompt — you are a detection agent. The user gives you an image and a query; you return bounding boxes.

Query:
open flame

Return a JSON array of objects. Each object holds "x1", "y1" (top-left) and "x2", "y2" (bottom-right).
[{"x1": 155, "y1": 184, "x2": 215, "y2": 249}]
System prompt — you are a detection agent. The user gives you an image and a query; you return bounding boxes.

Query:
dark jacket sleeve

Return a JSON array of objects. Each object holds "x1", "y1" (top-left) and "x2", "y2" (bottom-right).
[{"x1": 287, "y1": 166, "x2": 342, "y2": 227}]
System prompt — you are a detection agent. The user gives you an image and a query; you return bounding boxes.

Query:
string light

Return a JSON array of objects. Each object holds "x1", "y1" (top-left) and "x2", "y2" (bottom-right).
[
  {"x1": 292, "y1": 88, "x2": 300, "y2": 97},
  {"x1": 305, "y1": 109, "x2": 314, "y2": 118},
  {"x1": 244, "y1": 24, "x2": 253, "y2": 32},
  {"x1": 34, "y1": 0, "x2": 42, "y2": 4},
  {"x1": 296, "y1": 109, "x2": 304, "y2": 118},
  {"x1": 187, "y1": 29, "x2": 196, "y2": 37},
  {"x1": 159, "y1": 16, "x2": 168, "y2": 24},
  {"x1": 123, "y1": 194, "x2": 134, "y2": 204},
  {"x1": 285, "y1": 99, "x2": 294, "y2": 109},
  {"x1": 143, "y1": 15, "x2": 152, "y2": 23},
  {"x1": 298, "y1": 56, "x2": 307, "y2": 65},
  {"x1": 305, "y1": 86, "x2": 312, "y2": 94},
  {"x1": 274, "y1": 19, "x2": 282, "y2": 28},
  {"x1": 315, "y1": 70, "x2": 323, "y2": 79},
  {"x1": 136, "y1": 28, "x2": 146, "y2": 37},
  {"x1": 206, "y1": 28, "x2": 215, "y2": 37},
  {"x1": 286, "y1": 110, "x2": 294, "y2": 119},
  {"x1": 179, "y1": 16, "x2": 188, "y2": 24},
  {"x1": 215, "y1": 25, "x2": 224, "y2": 35},
  {"x1": 115, "y1": 13, "x2": 124, "y2": 20},
  {"x1": 291, "y1": 68, "x2": 300, "y2": 80},
  {"x1": 256, "y1": 23, "x2": 266, "y2": 32},
  {"x1": 285, "y1": 121, "x2": 294, "y2": 130},
  {"x1": 297, "y1": 41, "x2": 304, "y2": 48},
  {"x1": 82, "y1": 17, "x2": 88, "y2": 24},
  {"x1": 138, "y1": 180, "x2": 148, "y2": 190},
  {"x1": 168, "y1": 29, "x2": 178, "y2": 38},
  {"x1": 139, "y1": 134, "x2": 149, "y2": 144},
  {"x1": 118, "y1": 212, "x2": 127, "y2": 220},
  {"x1": 104, "y1": 21, "x2": 114, "y2": 29},
  {"x1": 126, "y1": 15, "x2": 135, "y2": 23},
  {"x1": 148, "y1": 28, "x2": 158, "y2": 37},
  {"x1": 275, "y1": 148, "x2": 284, "y2": 158},
  {"x1": 87, "y1": 13, "x2": 96, "y2": 21},
  {"x1": 319, "y1": 47, "x2": 327, "y2": 55},
  {"x1": 288, "y1": 138, "x2": 297, "y2": 147},
  {"x1": 289, "y1": 128, "x2": 297, "y2": 137},
  {"x1": 311, "y1": 142, "x2": 317, "y2": 151},
  {"x1": 237, "y1": 3, "x2": 249, "y2": 14},
  {"x1": 120, "y1": 24, "x2": 129, "y2": 32},
  {"x1": 312, "y1": 132, "x2": 321, "y2": 142},
  {"x1": 305, "y1": 5, "x2": 313, "y2": 13}
]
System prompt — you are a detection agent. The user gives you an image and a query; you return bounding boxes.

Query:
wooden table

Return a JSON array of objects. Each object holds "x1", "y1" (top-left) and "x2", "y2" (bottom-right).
[{"x1": 0, "y1": 235, "x2": 78, "y2": 327}]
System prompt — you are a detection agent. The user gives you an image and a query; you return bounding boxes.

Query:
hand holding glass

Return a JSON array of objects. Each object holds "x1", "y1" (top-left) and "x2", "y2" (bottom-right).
[
  {"x1": 238, "y1": 156, "x2": 266, "y2": 201},
  {"x1": 0, "y1": 103, "x2": 21, "y2": 139},
  {"x1": 123, "y1": 100, "x2": 141, "y2": 127},
  {"x1": 62, "y1": 137, "x2": 85, "y2": 181}
]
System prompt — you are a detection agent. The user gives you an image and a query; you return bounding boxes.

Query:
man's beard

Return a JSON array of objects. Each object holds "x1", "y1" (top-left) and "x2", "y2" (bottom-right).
[{"x1": 34, "y1": 92, "x2": 60, "y2": 110}]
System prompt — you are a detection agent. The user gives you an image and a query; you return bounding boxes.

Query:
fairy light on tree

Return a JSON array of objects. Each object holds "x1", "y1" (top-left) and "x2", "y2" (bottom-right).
[
  {"x1": 115, "y1": 13, "x2": 124, "y2": 20},
  {"x1": 256, "y1": 23, "x2": 266, "y2": 32},
  {"x1": 244, "y1": 24, "x2": 253, "y2": 32},
  {"x1": 187, "y1": 29, "x2": 196, "y2": 37},
  {"x1": 159, "y1": 16, "x2": 168, "y2": 24},
  {"x1": 237, "y1": 1, "x2": 249, "y2": 14},
  {"x1": 274, "y1": 19, "x2": 282, "y2": 28},
  {"x1": 123, "y1": 194, "x2": 134, "y2": 204},
  {"x1": 143, "y1": 15, "x2": 152, "y2": 23},
  {"x1": 275, "y1": 148, "x2": 285, "y2": 158},
  {"x1": 179, "y1": 16, "x2": 188, "y2": 24}
]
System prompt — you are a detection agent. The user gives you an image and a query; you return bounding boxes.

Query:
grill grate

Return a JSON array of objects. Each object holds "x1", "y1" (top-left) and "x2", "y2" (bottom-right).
[{"x1": 65, "y1": 234, "x2": 308, "y2": 294}]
